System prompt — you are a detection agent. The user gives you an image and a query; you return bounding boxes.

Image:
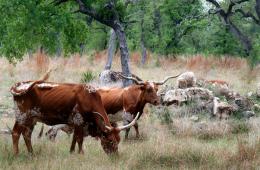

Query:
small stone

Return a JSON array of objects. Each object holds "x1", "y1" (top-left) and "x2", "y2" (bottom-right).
[
  {"x1": 242, "y1": 111, "x2": 255, "y2": 118},
  {"x1": 247, "y1": 91, "x2": 253, "y2": 97},
  {"x1": 253, "y1": 104, "x2": 260, "y2": 111},
  {"x1": 190, "y1": 115, "x2": 199, "y2": 122}
]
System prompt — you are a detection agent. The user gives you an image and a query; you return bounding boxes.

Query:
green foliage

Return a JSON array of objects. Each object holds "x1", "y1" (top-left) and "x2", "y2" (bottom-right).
[
  {"x1": 231, "y1": 121, "x2": 250, "y2": 134},
  {"x1": 80, "y1": 70, "x2": 96, "y2": 83},
  {"x1": 0, "y1": 0, "x2": 259, "y2": 63}
]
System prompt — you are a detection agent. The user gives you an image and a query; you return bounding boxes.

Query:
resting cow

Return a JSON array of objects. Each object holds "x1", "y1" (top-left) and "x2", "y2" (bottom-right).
[
  {"x1": 44, "y1": 73, "x2": 180, "y2": 151},
  {"x1": 10, "y1": 78, "x2": 138, "y2": 155}
]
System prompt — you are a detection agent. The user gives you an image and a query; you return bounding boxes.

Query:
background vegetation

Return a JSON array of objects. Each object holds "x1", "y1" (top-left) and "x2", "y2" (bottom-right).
[{"x1": 0, "y1": 0, "x2": 259, "y2": 64}]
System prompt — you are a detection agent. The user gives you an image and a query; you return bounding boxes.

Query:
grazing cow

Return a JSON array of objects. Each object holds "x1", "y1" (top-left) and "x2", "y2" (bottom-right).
[
  {"x1": 43, "y1": 74, "x2": 180, "y2": 150},
  {"x1": 10, "y1": 78, "x2": 138, "y2": 155}
]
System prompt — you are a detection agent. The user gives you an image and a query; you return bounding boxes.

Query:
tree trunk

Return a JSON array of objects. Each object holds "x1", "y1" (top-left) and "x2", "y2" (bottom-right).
[
  {"x1": 153, "y1": 0, "x2": 162, "y2": 42},
  {"x1": 56, "y1": 32, "x2": 62, "y2": 57},
  {"x1": 223, "y1": 17, "x2": 252, "y2": 55},
  {"x1": 79, "y1": 43, "x2": 84, "y2": 57},
  {"x1": 141, "y1": 41, "x2": 147, "y2": 65},
  {"x1": 113, "y1": 23, "x2": 132, "y2": 86},
  {"x1": 140, "y1": 10, "x2": 147, "y2": 66},
  {"x1": 256, "y1": 0, "x2": 260, "y2": 19},
  {"x1": 105, "y1": 29, "x2": 116, "y2": 70}
]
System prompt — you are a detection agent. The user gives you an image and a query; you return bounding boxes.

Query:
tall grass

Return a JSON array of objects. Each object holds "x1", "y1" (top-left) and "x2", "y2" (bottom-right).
[{"x1": 0, "y1": 53, "x2": 259, "y2": 169}]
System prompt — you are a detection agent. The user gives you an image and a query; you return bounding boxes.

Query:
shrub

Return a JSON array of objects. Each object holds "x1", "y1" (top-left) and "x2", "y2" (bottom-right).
[
  {"x1": 231, "y1": 121, "x2": 250, "y2": 134},
  {"x1": 80, "y1": 70, "x2": 96, "y2": 83}
]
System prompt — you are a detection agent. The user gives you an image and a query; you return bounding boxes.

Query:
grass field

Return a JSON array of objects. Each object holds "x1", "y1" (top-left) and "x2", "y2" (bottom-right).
[{"x1": 0, "y1": 53, "x2": 260, "y2": 169}]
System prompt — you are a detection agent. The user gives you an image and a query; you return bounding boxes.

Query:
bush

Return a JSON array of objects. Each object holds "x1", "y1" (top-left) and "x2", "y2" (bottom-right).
[
  {"x1": 80, "y1": 70, "x2": 96, "y2": 83},
  {"x1": 231, "y1": 121, "x2": 250, "y2": 134}
]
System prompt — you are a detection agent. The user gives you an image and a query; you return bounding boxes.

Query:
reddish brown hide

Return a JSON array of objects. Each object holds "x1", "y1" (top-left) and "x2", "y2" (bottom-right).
[{"x1": 10, "y1": 81, "x2": 122, "y2": 155}]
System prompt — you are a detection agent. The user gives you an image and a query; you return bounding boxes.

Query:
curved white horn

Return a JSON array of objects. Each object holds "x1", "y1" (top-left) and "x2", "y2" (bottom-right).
[
  {"x1": 118, "y1": 74, "x2": 145, "y2": 85},
  {"x1": 105, "y1": 125, "x2": 113, "y2": 131},
  {"x1": 154, "y1": 73, "x2": 182, "y2": 85},
  {"x1": 117, "y1": 112, "x2": 140, "y2": 131}
]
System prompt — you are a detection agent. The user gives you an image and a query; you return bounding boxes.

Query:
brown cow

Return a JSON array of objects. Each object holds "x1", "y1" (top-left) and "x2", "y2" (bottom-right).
[
  {"x1": 43, "y1": 74, "x2": 180, "y2": 152},
  {"x1": 10, "y1": 79, "x2": 138, "y2": 155}
]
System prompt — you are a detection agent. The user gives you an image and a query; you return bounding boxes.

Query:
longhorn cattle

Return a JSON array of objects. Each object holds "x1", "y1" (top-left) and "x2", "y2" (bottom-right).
[
  {"x1": 43, "y1": 73, "x2": 180, "y2": 152},
  {"x1": 10, "y1": 77, "x2": 138, "y2": 155}
]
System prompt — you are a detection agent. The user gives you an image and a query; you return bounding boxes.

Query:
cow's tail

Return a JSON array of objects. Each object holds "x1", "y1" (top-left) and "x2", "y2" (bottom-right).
[
  {"x1": 10, "y1": 68, "x2": 53, "y2": 96},
  {"x1": 39, "y1": 67, "x2": 53, "y2": 81},
  {"x1": 28, "y1": 68, "x2": 53, "y2": 90}
]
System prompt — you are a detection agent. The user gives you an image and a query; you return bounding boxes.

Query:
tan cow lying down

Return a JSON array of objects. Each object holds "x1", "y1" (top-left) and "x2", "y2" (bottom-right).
[
  {"x1": 10, "y1": 76, "x2": 138, "y2": 155},
  {"x1": 177, "y1": 71, "x2": 196, "y2": 89},
  {"x1": 42, "y1": 73, "x2": 181, "y2": 149}
]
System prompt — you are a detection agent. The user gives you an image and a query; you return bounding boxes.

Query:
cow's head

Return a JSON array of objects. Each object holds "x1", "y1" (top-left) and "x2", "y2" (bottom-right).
[
  {"x1": 139, "y1": 82, "x2": 160, "y2": 105},
  {"x1": 94, "y1": 112, "x2": 139, "y2": 155},
  {"x1": 120, "y1": 74, "x2": 181, "y2": 106}
]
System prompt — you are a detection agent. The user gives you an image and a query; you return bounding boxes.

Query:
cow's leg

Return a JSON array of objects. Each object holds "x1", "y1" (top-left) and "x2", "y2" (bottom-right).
[
  {"x1": 12, "y1": 122, "x2": 23, "y2": 155},
  {"x1": 133, "y1": 122, "x2": 140, "y2": 138},
  {"x1": 74, "y1": 126, "x2": 84, "y2": 154},
  {"x1": 125, "y1": 128, "x2": 131, "y2": 140},
  {"x1": 123, "y1": 120, "x2": 131, "y2": 140},
  {"x1": 22, "y1": 124, "x2": 34, "y2": 154},
  {"x1": 70, "y1": 133, "x2": 77, "y2": 153},
  {"x1": 37, "y1": 124, "x2": 44, "y2": 139},
  {"x1": 123, "y1": 111, "x2": 134, "y2": 140}
]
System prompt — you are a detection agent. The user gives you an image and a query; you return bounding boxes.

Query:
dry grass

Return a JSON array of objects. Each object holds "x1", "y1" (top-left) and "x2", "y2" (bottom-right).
[{"x1": 0, "y1": 53, "x2": 260, "y2": 169}]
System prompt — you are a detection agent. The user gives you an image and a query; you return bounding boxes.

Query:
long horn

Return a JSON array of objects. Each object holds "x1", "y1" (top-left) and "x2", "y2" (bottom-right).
[
  {"x1": 118, "y1": 74, "x2": 144, "y2": 85},
  {"x1": 117, "y1": 112, "x2": 140, "y2": 131},
  {"x1": 154, "y1": 73, "x2": 182, "y2": 85}
]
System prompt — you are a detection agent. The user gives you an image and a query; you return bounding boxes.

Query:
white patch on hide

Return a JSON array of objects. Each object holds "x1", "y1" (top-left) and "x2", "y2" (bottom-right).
[
  {"x1": 10, "y1": 82, "x2": 34, "y2": 96},
  {"x1": 16, "y1": 82, "x2": 34, "y2": 91},
  {"x1": 84, "y1": 85, "x2": 96, "y2": 93},
  {"x1": 148, "y1": 81, "x2": 155, "y2": 89},
  {"x1": 13, "y1": 101, "x2": 27, "y2": 124},
  {"x1": 37, "y1": 83, "x2": 59, "y2": 88}
]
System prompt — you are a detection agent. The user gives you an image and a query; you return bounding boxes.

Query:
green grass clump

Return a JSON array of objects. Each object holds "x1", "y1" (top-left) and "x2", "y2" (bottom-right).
[
  {"x1": 80, "y1": 70, "x2": 96, "y2": 83},
  {"x1": 231, "y1": 121, "x2": 250, "y2": 134}
]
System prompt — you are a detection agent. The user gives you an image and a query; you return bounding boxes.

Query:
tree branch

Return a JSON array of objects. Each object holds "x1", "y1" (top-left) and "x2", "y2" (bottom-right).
[
  {"x1": 208, "y1": 8, "x2": 222, "y2": 14},
  {"x1": 236, "y1": 8, "x2": 260, "y2": 25},
  {"x1": 206, "y1": 0, "x2": 221, "y2": 8},
  {"x1": 227, "y1": 0, "x2": 249, "y2": 15}
]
